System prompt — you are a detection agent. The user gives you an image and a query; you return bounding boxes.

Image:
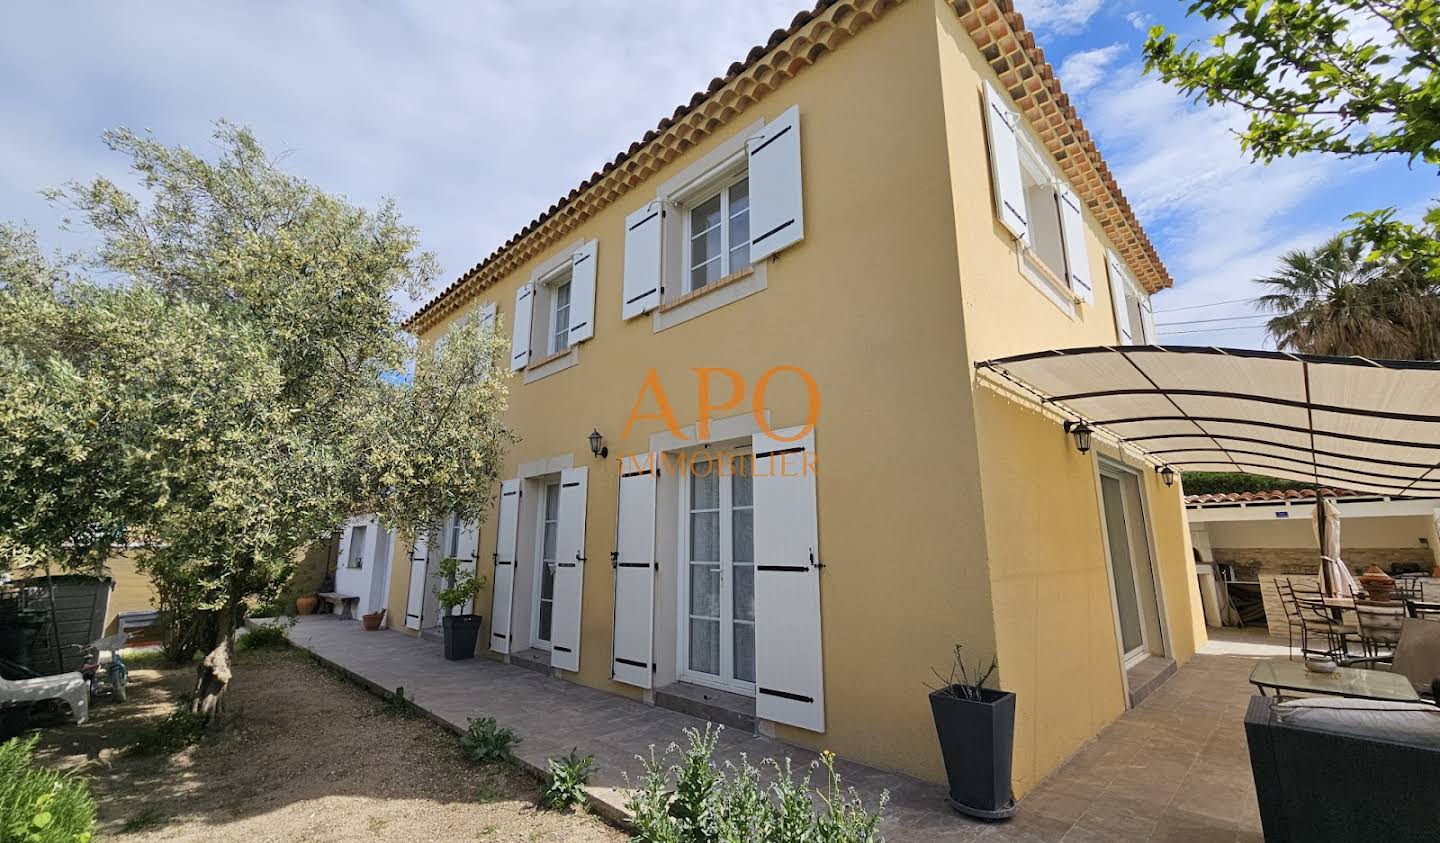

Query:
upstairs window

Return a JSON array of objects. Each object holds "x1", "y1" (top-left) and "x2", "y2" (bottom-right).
[
  {"x1": 686, "y1": 176, "x2": 751, "y2": 293},
  {"x1": 550, "y1": 277, "x2": 572, "y2": 354}
]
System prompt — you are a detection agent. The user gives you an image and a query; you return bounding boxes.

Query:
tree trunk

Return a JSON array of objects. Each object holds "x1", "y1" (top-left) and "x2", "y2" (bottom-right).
[{"x1": 192, "y1": 603, "x2": 236, "y2": 722}]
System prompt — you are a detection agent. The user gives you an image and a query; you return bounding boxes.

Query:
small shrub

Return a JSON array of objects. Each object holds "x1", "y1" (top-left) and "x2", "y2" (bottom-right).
[
  {"x1": 626, "y1": 725, "x2": 888, "y2": 843},
  {"x1": 237, "y1": 623, "x2": 290, "y2": 652},
  {"x1": 126, "y1": 702, "x2": 207, "y2": 756},
  {"x1": 380, "y1": 686, "x2": 421, "y2": 719},
  {"x1": 541, "y1": 749, "x2": 594, "y2": 811},
  {"x1": 248, "y1": 600, "x2": 285, "y2": 619},
  {"x1": 460, "y1": 717, "x2": 519, "y2": 763},
  {"x1": 0, "y1": 735, "x2": 97, "y2": 843}
]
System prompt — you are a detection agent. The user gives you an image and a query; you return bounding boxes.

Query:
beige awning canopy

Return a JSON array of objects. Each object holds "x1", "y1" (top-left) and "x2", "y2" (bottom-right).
[{"x1": 975, "y1": 346, "x2": 1440, "y2": 497}]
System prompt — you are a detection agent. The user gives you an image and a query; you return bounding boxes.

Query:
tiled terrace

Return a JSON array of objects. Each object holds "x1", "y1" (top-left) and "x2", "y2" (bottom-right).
[{"x1": 283, "y1": 617, "x2": 1270, "y2": 841}]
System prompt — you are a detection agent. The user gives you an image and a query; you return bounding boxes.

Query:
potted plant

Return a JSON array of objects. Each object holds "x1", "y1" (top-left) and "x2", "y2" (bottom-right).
[
  {"x1": 434, "y1": 557, "x2": 486, "y2": 661},
  {"x1": 295, "y1": 593, "x2": 319, "y2": 615},
  {"x1": 928, "y1": 646, "x2": 1015, "y2": 820},
  {"x1": 362, "y1": 608, "x2": 386, "y2": 631}
]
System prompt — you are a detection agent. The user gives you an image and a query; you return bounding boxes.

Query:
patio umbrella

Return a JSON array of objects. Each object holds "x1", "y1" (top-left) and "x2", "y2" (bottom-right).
[{"x1": 1311, "y1": 493, "x2": 1360, "y2": 598}]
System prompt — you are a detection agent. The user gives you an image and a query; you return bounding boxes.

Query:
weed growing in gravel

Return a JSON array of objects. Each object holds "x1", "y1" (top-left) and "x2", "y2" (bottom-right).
[
  {"x1": 127, "y1": 700, "x2": 207, "y2": 756},
  {"x1": 238, "y1": 621, "x2": 292, "y2": 652},
  {"x1": 541, "y1": 750, "x2": 594, "y2": 811},
  {"x1": 380, "y1": 686, "x2": 422, "y2": 719},
  {"x1": 461, "y1": 717, "x2": 520, "y2": 763}
]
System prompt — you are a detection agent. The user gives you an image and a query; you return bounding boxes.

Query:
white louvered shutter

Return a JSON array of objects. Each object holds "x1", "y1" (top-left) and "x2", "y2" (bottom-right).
[
  {"x1": 1139, "y1": 295, "x2": 1157, "y2": 344},
  {"x1": 622, "y1": 204, "x2": 663, "y2": 319},
  {"x1": 568, "y1": 240, "x2": 597, "y2": 343},
  {"x1": 405, "y1": 532, "x2": 429, "y2": 630},
  {"x1": 751, "y1": 426, "x2": 825, "y2": 732},
  {"x1": 510, "y1": 283, "x2": 534, "y2": 371},
  {"x1": 748, "y1": 105, "x2": 804, "y2": 261},
  {"x1": 550, "y1": 467, "x2": 589, "y2": 672},
  {"x1": 983, "y1": 82, "x2": 1028, "y2": 241},
  {"x1": 453, "y1": 518, "x2": 479, "y2": 615},
  {"x1": 478, "y1": 302, "x2": 497, "y2": 336},
  {"x1": 1057, "y1": 186, "x2": 1093, "y2": 304},
  {"x1": 490, "y1": 479, "x2": 521, "y2": 653},
  {"x1": 1107, "y1": 251, "x2": 1134, "y2": 344},
  {"x1": 611, "y1": 453, "x2": 658, "y2": 688}
]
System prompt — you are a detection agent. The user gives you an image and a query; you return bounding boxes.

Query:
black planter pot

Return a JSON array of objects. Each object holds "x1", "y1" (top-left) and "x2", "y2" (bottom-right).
[
  {"x1": 929, "y1": 686, "x2": 1017, "y2": 820},
  {"x1": 441, "y1": 614, "x2": 483, "y2": 661}
]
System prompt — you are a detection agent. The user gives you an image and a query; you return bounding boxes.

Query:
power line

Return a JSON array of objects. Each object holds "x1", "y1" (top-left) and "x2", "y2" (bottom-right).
[
  {"x1": 1156, "y1": 314, "x2": 1270, "y2": 327},
  {"x1": 1158, "y1": 324, "x2": 1273, "y2": 336},
  {"x1": 1153, "y1": 297, "x2": 1256, "y2": 314}
]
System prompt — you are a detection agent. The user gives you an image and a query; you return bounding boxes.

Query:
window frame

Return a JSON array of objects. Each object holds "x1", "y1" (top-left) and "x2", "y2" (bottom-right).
[
  {"x1": 530, "y1": 262, "x2": 574, "y2": 360},
  {"x1": 680, "y1": 170, "x2": 752, "y2": 295},
  {"x1": 550, "y1": 278, "x2": 572, "y2": 355}
]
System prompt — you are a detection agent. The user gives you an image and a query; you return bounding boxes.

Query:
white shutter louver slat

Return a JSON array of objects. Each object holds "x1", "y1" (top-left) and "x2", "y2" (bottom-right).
[
  {"x1": 405, "y1": 533, "x2": 428, "y2": 630},
  {"x1": 568, "y1": 240, "x2": 597, "y2": 343},
  {"x1": 622, "y1": 204, "x2": 663, "y2": 319},
  {"x1": 510, "y1": 283, "x2": 534, "y2": 371},
  {"x1": 1057, "y1": 186, "x2": 1093, "y2": 305},
  {"x1": 550, "y1": 467, "x2": 589, "y2": 673},
  {"x1": 1107, "y1": 251, "x2": 1134, "y2": 344},
  {"x1": 1139, "y1": 295, "x2": 1157, "y2": 344},
  {"x1": 750, "y1": 427, "x2": 825, "y2": 732},
  {"x1": 490, "y1": 479, "x2": 521, "y2": 653},
  {"x1": 611, "y1": 453, "x2": 658, "y2": 688},
  {"x1": 983, "y1": 81, "x2": 1028, "y2": 241},
  {"x1": 748, "y1": 105, "x2": 804, "y2": 261}
]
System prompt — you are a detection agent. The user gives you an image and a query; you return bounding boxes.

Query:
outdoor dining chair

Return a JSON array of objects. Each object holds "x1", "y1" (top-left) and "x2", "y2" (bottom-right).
[
  {"x1": 1348, "y1": 617, "x2": 1440, "y2": 703},
  {"x1": 1351, "y1": 599, "x2": 1406, "y2": 661},
  {"x1": 1285, "y1": 579, "x2": 1359, "y2": 663},
  {"x1": 1408, "y1": 600, "x2": 1440, "y2": 621},
  {"x1": 1274, "y1": 579, "x2": 1307, "y2": 660},
  {"x1": 1393, "y1": 576, "x2": 1426, "y2": 601}
]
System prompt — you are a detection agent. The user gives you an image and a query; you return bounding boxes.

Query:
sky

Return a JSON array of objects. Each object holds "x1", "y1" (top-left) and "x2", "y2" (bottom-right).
[{"x1": 1, "y1": 1, "x2": 1431, "y2": 349}]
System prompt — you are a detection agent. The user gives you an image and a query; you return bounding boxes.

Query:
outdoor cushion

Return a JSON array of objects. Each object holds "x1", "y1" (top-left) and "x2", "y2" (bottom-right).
[{"x1": 1273, "y1": 696, "x2": 1440, "y2": 745}]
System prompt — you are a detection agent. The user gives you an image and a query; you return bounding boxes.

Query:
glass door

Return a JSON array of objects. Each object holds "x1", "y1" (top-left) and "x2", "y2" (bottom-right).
[
  {"x1": 533, "y1": 482, "x2": 560, "y2": 648},
  {"x1": 681, "y1": 454, "x2": 755, "y2": 692},
  {"x1": 1099, "y1": 465, "x2": 1164, "y2": 666}
]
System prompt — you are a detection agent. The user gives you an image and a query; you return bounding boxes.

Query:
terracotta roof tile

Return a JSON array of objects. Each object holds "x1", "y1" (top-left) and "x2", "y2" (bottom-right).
[
  {"x1": 406, "y1": 0, "x2": 1171, "y2": 333},
  {"x1": 1184, "y1": 487, "x2": 1367, "y2": 505}
]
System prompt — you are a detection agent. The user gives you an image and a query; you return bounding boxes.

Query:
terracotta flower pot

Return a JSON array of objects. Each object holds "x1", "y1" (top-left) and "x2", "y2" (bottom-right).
[
  {"x1": 362, "y1": 610, "x2": 385, "y2": 631},
  {"x1": 295, "y1": 595, "x2": 319, "y2": 615}
]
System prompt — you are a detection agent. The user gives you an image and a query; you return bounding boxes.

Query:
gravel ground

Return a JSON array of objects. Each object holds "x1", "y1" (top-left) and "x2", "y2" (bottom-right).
[{"x1": 30, "y1": 647, "x2": 626, "y2": 843}]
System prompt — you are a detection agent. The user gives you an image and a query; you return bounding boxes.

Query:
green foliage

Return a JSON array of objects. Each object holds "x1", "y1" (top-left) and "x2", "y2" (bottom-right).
[
  {"x1": 626, "y1": 726, "x2": 888, "y2": 843},
  {"x1": 0, "y1": 736, "x2": 96, "y2": 843},
  {"x1": 541, "y1": 750, "x2": 594, "y2": 811},
  {"x1": 1144, "y1": 0, "x2": 1440, "y2": 282},
  {"x1": 1181, "y1": 472, "x2": 1313, "y2": 495},
  {"x1": 237, "y1": 623, "x2": 290, "y2": 652},
  {"x1": 126, "y1": 703, "x2": 207, "y2": 756},
  {"x1": 1, "y1": 121, "x2": 513, "y2": 700},
  {"x1": 1254, "y1": 236, "x2": 1440, "y2": 358},
  {"x1": 432, "y1": 557, "x2": 486, "y2": 613},
  {"x1": 460, "y1": 716, "x2": 520, "y2": 763},
  {"x1": 381, "y1": 686, "x2": 422, "y2": 719}
]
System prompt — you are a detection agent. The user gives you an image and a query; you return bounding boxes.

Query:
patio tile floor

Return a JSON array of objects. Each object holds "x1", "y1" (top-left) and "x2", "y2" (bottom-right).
[{"x1": 283, "y1": 617, "x2": 1270, "y2": 841}]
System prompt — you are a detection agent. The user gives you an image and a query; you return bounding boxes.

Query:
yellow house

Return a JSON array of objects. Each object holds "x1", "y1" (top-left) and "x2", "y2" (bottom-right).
[{"x1": 379, "y1": 0, "x2": 1205, "y2": 798}]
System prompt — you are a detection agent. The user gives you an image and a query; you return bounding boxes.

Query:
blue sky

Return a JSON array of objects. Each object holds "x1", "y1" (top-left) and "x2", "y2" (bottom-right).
[{"x1": 1, "y1": 2, "x2": 1430, "y2": 348}]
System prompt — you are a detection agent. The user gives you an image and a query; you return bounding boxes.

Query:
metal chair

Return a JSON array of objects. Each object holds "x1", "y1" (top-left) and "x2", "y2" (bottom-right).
[
  {"x1": 1407, "y1": 600, "x2": 1440, "y2": 620},
  {"x1": 1347, "y1": 617, "x2": 1440, "y2": 702},
  {"x1": 1351, "y1": 599, "x2": 1406, "y2": 662},
  {"x1": 1285, "y1": 579, "x2": 1359, "y2": 662},
  {"x1": 1273, "y1": 579, "x2": 1307, "y2": 660},
  {"x1": 1393, "y1": 575, "x2": 1426, "y2": 601}
]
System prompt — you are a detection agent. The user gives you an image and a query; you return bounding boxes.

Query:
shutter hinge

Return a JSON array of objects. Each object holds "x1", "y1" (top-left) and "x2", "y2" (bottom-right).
[
  {"x1": 610, "y1": 551, "x2": 619, "y2": 569},
  {"x1": 810, "y1": 549, "x2": 825, "y2": 569}
]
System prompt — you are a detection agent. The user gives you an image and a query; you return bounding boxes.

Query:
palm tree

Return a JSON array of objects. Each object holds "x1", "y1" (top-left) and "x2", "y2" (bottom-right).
[{"x1": 1255, "y1": 236, "x2": 1440, "y2": 360}]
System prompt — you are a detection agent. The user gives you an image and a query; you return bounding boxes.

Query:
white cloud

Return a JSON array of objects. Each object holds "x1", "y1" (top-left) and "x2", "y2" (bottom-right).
[
  {"x1": 1011, "y1": 0, "x2": 1105, "y2": 35},
  {"x1": 1125, "y1": 10, "x2": 1153, "y2": 30},
  {"x1": 1058, "y1": 44, "x2": 1125, "y2": 94}
]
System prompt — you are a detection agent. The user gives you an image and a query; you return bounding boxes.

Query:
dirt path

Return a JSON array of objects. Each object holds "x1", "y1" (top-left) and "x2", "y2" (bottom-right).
[{"x1": 29, "y1": 648, "x2": 625, "y2": 843}]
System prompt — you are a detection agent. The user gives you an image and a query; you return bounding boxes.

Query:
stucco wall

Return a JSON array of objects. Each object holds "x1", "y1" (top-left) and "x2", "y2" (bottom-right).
[{"x1": 100, "y1": 553, "x2": 156, "y2": 635}]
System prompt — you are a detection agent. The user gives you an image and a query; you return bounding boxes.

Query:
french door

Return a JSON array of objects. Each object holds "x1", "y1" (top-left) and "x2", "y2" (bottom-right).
[
  {"x1": 1099, "y1": 462, "x2": 1164, "y2": 667},
  {"x1": 533, "y1": 481, "x2": 560, "y2": 648},
  {"x1": 680, "y1": 453, "x2": 756, "y2": 692}
]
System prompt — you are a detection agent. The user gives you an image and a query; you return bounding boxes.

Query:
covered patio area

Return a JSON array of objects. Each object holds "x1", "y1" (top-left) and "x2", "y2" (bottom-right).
[{"x1": 285, "y1": 615, "x2": 1266, "y2": 841}]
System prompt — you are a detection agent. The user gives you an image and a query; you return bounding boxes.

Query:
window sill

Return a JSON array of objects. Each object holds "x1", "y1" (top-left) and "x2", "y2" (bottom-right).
[
  {"x1": 1018, "y1": 246, "x2": 1078, "y2": 319},
  {"x1": 521, "y1": 344, "x2": 580, "y2": 384},
  {"x1": 653, "y1": 264, "x2": 767, "y2": 333}
]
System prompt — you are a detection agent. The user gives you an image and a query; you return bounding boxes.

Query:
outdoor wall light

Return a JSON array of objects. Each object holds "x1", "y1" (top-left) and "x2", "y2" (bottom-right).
[
  {"x1": 588, "y1": 428, "x2": 608, "y2": 459},
  {"x1": 1158, "y1": 465, "x2": 1176, "y2": 487},
  {"x1": 1063, "y1": 420, "x2": 1093, "y2": 455}
]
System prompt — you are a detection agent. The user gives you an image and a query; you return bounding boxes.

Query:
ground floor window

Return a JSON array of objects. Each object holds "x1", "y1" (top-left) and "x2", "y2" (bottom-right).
[
  {"x1": 1099, "y1": 461, "x2": 1165, "y2": 667},
  {"x1": 681, "y1": 452, "x2": 755, "y2": 691},
  {"x1": 534, "y1": 481, "x2": 560, "y2": 647}
]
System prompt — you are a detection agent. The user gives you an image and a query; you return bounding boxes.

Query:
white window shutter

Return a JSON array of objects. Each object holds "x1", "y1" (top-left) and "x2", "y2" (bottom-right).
[
  {"x1": 490, "y1": 479, "x2": 521, "y2": 653},
  {"x1": 568, "y1": 240, "x2": 597, "y2": 343},
  {"x1": 404, "y1": 533, "x2": 429, "y2": 631},
  {"x1": 1057, "y1": 186, "x2": 1093, "y2": 305},
  {"x1": 611, "y1": 453, "x2": 658, "y2": 688},
  {"x1": 550, "y1": 466, "x2": 589, "y2": 672},
  {"x1": 750, "y1": 426, "x2": 825, "y2": 732},
  {"x1": 1139, "y1": 295, "x2": 1157, "y2": 344},
  {"x1": 1106, "y1": 251, "x2": 1134, "y2": 344},
  {"x1": 983, "y1": 82, "x2": 1028, "y2": 241},
  {"x1": 510, "y1": 283, "x2": 534, "y2": 371},
  {"x1": 622, "y1": 204, "x2": 663, "y2": 319},
  {"x1": 748, "y1": 105, "x2": 804, "y2": 261},
  {"x1": 478, "y1": 302, "x2": 497, "y2": 336}
]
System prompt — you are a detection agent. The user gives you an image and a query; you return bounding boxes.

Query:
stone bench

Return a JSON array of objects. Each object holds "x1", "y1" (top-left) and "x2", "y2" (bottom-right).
[{"x1": 316, "y1": 592, "x2": 360, "y2": 620}]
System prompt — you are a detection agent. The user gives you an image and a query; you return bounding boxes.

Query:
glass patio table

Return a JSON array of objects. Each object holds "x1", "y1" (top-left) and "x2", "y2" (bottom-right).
[{"x1": 1249, "y1": 659, "x2": 1420, "y2": 702}]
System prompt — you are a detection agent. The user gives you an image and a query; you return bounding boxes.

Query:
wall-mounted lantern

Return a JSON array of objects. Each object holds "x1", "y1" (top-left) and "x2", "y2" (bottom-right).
[
  {"x1": 588, "y1": 428, "x2": 608, "y2": 459},
  {"x1": 1063, "y1": 420, "x2": 1093, "y2": 455}
]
